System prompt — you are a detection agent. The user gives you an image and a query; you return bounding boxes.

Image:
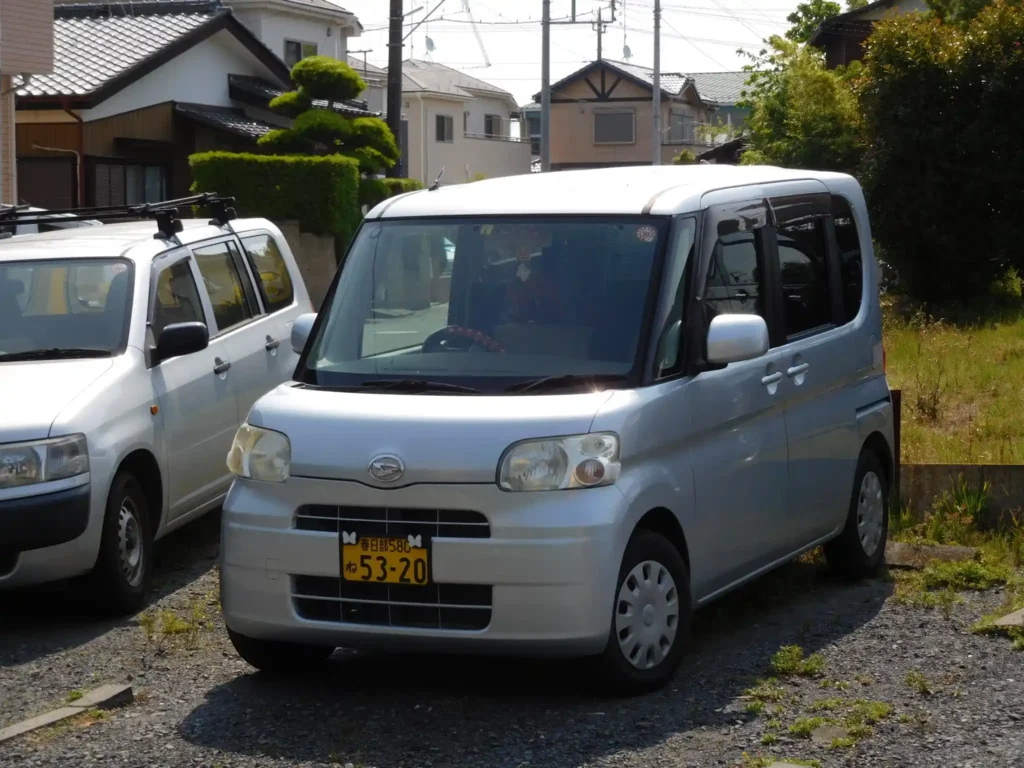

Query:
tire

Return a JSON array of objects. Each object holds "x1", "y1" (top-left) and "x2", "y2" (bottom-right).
[
  {"x1": 227, "y1": 627, "x2": 335, "y2": 675},
  {"x1": 89, "y1": 472, "x2": 154, "y2": 616},
  {"x1": 824, "y1": 450, "x2": 889, "y2": 580},
  {"x1": 593, "y1": 530, "x2": 692, "y2": 696}
]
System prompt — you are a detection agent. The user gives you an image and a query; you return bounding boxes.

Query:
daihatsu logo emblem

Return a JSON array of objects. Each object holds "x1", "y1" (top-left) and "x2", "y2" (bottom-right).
[{"x1": 369, "y1": 455, "x2": 404, "y2": 483}]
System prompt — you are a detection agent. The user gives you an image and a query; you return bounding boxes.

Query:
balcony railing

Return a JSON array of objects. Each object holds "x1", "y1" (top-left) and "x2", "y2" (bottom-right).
[{"x1": 464, "y1": 132, "x2": 528, "y2": 143}]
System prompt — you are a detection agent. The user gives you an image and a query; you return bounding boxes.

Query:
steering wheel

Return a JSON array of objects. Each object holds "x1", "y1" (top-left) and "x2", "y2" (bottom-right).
[{"x1": 421, "y1": 326, "x2": 505, "y2": 353}]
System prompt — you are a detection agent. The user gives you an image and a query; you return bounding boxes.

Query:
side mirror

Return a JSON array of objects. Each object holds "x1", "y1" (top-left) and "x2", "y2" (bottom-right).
[
  {"x1": 291, "y1": 312, "x2": 317, "y2": 355},
  {"x1": 706, "y1": 314, "x2": 769, "y2": 365},
  {"x1": 155, "y1": 321, "x2": 209, "y2": 363}
]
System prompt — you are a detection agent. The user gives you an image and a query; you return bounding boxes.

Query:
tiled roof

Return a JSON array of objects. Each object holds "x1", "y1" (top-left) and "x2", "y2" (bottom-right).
[
  {"x1": 688, "y1": 72, "x2": 750, "y2": 105},
  {"x1": 228, "y1": 74, "x2": 376, "y2": 117},
  {"x1": 398, "y1": 59, "x2": 517, "y2": 104},
  {"x1": 347, "y1": 55, "x2": 386, "y2": 77},
  {"x1": 175, "y1": 102, "x2": 276, "y2": 139},
  {"x1": 17, "y1": 2, "x2": 221, "y2": 98},
  {"x1": 603, "y1": 59, "x2": 690, "y2": 96}
]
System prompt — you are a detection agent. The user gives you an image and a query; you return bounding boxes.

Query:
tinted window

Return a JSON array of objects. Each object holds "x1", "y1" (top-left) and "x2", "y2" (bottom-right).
[
  {"x1": 193, "y1": 242, "x2": 254, "y2": 333},
  {"x1": 832, "y1": 195, "x2": 862, "y2": 322},
  {"x1": 704, "y1": 230, "x2": 765, "y2": 323},
  {"x1": 153, "y1": 260, "x2": 204, "y2": 336},
  {"x1": 241, "y1": 234, "x2": 294, "y2": 313},
  {"x1": 594, "y1": 110, "x2": 634, "y2": 143},
  {"x1": 654, "y1": 218, "x2": 697, "y2": 377},
  {"x1": 777, "y1": 219, "x2": 832, "y2": 337}
]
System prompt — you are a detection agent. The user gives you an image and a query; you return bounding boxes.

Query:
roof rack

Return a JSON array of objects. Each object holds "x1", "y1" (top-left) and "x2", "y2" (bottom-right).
[{"x1": 0, "y1": 193, "x2": 238, "y2": 240}]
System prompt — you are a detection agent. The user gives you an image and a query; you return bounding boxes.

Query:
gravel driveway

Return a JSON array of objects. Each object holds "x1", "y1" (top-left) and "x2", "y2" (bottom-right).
[{"x1": 2, "y1": 513, "x2": 1022, "y2": 768}]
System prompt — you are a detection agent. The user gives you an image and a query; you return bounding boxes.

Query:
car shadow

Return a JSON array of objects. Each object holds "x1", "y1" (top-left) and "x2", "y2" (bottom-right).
[
  {"x1": 178, "y1": 559, "x2": 894, "y2": 767},
  {"x1": 0, "y1": 510, "x2": 221, "y2": 668}
]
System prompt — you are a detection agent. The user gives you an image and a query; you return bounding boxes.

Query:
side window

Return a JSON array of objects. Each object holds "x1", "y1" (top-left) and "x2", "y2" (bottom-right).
[
  {"x1": 152, "y1": 260, "x2": 204, "y2": 337},
  {"x1": 704, "y1": 230, "x2": 765, "y2": 323},
  {"x1": 192, "y1": 241, "x2": 255, "y2": 334},
  {"x1": 241, "y1": 234, "x2": 295, "y2": 314},
  {"x1": 655, "y1": 217, "x2": 697, "y2": 377},
  {"x1": 777, "y1": 219, "x2": 832, "y2": 338},
  {"x1": 831, "y1": 195, "x2": 862, "y2": 323}
]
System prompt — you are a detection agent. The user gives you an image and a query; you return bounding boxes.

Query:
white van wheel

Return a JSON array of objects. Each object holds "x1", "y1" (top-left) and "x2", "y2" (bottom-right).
[{"x1": 825, "y1": 451, "x2": 890, "y2": 579}]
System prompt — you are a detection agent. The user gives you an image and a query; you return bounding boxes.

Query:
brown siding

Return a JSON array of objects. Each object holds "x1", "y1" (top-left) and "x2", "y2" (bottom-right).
[
  {"x1": 0, "y1": 0, "x2": 55, "y2": 75},
  {"x1": 2, "y1": 77, "x2": 17, "y2": 204},
  {"x1": 83, "y1": 103, "x2": 176, "y2": 157},
  {"x1": 16, "y1": 121, "x2": 79, "y2": 156}
]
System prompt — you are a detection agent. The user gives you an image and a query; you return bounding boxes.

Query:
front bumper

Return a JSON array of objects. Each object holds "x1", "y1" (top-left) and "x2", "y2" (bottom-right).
[
  {"x1": 0, "y1": 483, "x2": 91, "y2": 553},
  {"x1": 220, "y1": 477, "x2": 631, "y2": 658}
]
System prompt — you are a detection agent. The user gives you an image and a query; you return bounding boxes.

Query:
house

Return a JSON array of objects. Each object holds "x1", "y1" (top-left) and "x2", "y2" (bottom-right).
[
  {"x1": 16, "y1": 1, "x2": 374, "y2": 210},
  {"x1": 1, "y1": 0, "x2": 55, "y2": 205},
  {"x1": 348, "y1": 55, "x2": 386, "y2": 115},
  {"x1": 393, "y1": 59, "x2": 531, "y2": 186},
  {"x1": 223, "y1": 0, "x2": 362, "y2": 67},
  {"x1": 809, "y1": 0, "x2": 927, "y2": 68},
  {"x1": 519, "y1": 101, "x2": 541, "y2": 158},
  {"x1": 534, "y1": 59, "x2": 747, "y2": 171}
]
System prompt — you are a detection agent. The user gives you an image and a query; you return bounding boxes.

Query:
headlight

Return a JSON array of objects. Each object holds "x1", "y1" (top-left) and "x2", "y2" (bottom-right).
[
  {"x1": 498, "y1": 433, "x2": 620, "y2": 492},
  {"x1": 226, "y1": 424, "x2": 291, "y2": 483},
  {"x1": 0, "y1": 434, "x2": 89, "y2": 490}
]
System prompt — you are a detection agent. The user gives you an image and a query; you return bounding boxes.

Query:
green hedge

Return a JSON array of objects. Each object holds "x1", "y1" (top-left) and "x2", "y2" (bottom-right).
[
  {"x1": 189, "y1": 151, "x2": 360, "y2": 238},
  {"x1": 358, "y1": 176, "x2": 425, "y2": 208}
]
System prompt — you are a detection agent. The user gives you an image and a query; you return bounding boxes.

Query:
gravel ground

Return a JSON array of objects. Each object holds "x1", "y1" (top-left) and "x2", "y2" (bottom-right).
[{"x1": 2, "y1": 513, "x2": 1022, "y2": 768}]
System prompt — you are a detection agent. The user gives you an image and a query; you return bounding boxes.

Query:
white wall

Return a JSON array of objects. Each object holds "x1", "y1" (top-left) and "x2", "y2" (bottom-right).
[
  {"x1": 82, "y1": 30, "x2": 284, "y2": 122},
  {"x1": 463, "y1": 94, "x2": 514, "y2": 136},
  {"x1": 235, "y1": 8, "x2": 347, "y2": 61}
]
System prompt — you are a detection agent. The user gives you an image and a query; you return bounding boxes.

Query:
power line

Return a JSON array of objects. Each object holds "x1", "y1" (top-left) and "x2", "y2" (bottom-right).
[{"x1": 660, "y1": 16, "x2": 728, "y2": 69}]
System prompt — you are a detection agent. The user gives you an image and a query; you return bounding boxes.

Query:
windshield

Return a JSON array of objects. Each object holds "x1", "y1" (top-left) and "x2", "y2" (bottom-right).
[
  {"x1": 299, "y1": 216, "x2": 673, "y2": 392},
  {"x1": 0, "y1": 258, "x2": 134, "y2": 359}
]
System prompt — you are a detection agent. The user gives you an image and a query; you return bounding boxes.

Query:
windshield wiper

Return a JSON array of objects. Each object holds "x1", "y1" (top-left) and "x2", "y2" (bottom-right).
[
  {"x1": 505, "y1": 374, "x2": 631, "y2": 394},
  {"x1": 0, "y1": 348, "x2": 112, "y2": 362},
  {"x1": 360, "y1": 379, "x2": 481, "y2": 394}
]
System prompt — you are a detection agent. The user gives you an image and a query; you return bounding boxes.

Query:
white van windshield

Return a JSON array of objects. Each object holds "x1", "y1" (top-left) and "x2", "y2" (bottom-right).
[{"x1": 300, "y1": 217, "x2": 675, "y2": 393}]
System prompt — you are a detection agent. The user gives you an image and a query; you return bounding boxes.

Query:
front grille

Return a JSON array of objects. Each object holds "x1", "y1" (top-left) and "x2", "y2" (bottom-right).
[
  {"x1": 292, "y1": 506, "x2": 492, "y2": 631},
  {"x1": 295, "y1": 505, "x2": 491, "y2": 539},
  {"x1": 292, "y1": 576, "x2": 492, "y2": 630}
]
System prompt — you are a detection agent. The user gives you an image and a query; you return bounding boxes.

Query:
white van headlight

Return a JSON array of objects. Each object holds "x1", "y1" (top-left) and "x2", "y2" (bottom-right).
[
  {"x1": 227, "y1": 424, "x2": 291, "y2": 483},
  {"x1": 498, "y1": 433, "x2": 620, "y2": 492},
  {"x1": 0, "y1": 434, "x2": 89, "y2": 490}
]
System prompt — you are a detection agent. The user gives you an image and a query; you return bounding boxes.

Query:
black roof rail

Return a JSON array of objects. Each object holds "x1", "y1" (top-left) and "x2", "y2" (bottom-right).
[{"x1": 0, "y1": 193, "x2": 238, "y2": 240}]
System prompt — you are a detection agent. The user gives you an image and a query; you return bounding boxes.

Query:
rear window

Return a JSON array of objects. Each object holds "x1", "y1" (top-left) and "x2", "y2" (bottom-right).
[
  {"x1": 241, "y1": 234, "x2": 294, "y2": 313},
  {"x1": 831, "y1": 195, "x2": 863, "y2": 323}
]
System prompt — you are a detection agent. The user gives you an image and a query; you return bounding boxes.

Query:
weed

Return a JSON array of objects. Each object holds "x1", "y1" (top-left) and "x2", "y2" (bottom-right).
[
  {"x1": 810, "y1": 698, "x2": 843, "y2": 711},
  {"x1": 788, "y1": 717, "x2": 827, "y2": 738},
  {"x1": 769, "y1": 645, "x2": 825, "y2": 678},
  {"x1": 739, "y1": 754, "x2": 774, "y2": 768},
  {"x1": 849, "y1": 700, "x2": 893, "y2": 724},
  {"x1": 846, "y1": 723, "x2": 873, "y2": 739},
  {"x1": 67, "y1": 690, "x2": 83, "y2": 703},
  {"x1": 745, "y1": 700, "x2": 765, "y2": 716},
  {"x1": 830, "y1": 737, "x2": 857, "y2": 749},
  {"x1": 926, "y1": 476, "x2": 989, "y2": 544},
  {"x1": 853, "y1": 673, "x2": 874, "y2": 686},
  {"x1": 834, "y1": 680, "x2": 851, "y2": 691},
  {"x1": 897, "y1": 713, "x2": 914, "y2": 724},
  {"x1": 760, "y1": 733, "x2": 779, "y2": 746},
  {"x1": 745, "y1": 679, "x2": 788, "y2": 703},
  {"x1": 767, "y1": 718, "x2": 782, "y2": 729},
  {"x1": 922, "y1": 560, "x2": 1010, "y2": 591},
  {"x1": 137, "y1": 598, "x2": 211, "y2": 652},
  {"x1": 905, "y1": 670, "x2": 933, "y2": 695}
]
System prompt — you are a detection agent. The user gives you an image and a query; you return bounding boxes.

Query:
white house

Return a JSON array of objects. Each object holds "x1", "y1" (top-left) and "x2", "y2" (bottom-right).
[{"x1": 224, "y1": 0, "x2": 362, "y2": 67}]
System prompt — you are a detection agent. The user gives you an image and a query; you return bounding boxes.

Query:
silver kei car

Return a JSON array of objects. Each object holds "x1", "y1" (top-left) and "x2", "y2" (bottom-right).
[{"x1": 220, "y1": 166, "x2": 895, "y2": 693}]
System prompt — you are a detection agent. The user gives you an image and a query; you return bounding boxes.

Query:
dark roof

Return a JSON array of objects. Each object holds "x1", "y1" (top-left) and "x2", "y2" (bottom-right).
[
  {"x1": 16, "y1": 1, "x2": 290, "y2": 109},
  {"x1": 536, "y1": 60, "x2": 748, "y2": 105},
  {"x1": 228, "y1": 74, "x2": 377, "y2": 117},
  {"x1": 808, "y1": 0, "x2": 900, "y2": 45},
  {"x1": 175, "y1": 102, "x2": 275, "y2": 139},
  {"x1": 688, "y1": 72, "x2": 750, "y2": 106}
]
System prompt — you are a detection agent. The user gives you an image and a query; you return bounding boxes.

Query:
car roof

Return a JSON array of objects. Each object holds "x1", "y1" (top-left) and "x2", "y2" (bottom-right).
[
  {"x1": 369, "y1": 165, "x2": 857, "y2": 219},
  {"x1": 0, "y1": 217, "x2": 273, "y2": 263}
]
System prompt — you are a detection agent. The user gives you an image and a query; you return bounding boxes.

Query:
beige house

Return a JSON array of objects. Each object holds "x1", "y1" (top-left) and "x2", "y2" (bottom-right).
[
  {"x1": 396, "y1": 60, "x2": 531, "y2": 186},
  {"x1": 536, "y1": 59, "x2": 746, "y2": 171},
  {"x1": 1, "y1": 0, "x2": 55, "y2": 205}
]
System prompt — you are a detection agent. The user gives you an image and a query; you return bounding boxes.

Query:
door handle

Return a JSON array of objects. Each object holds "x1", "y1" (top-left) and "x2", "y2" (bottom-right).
[
  {"x1": 787, "y1": 363, "x2": 809, "y2": 377},
  {"x1": 761, "y1": 372, "x2": 783, "y2": 386},
  {"x1": 265, "y1": 335, "x2": 280, "y2": 351},
  {"x1": 213, "y1": 358, "x2": 231, "y2": 375},
  {"x1": 734, "y1": 289, "x2": 749, "y2": 300}
]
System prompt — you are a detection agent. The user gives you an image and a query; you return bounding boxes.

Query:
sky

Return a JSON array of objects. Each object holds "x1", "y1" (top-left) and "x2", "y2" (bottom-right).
[{"x1": 335, "y1": 0, "x2": 795, "y2": 106}]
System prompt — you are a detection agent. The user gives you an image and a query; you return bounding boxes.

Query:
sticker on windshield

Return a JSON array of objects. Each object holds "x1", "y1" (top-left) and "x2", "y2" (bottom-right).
[
  {"x1": 110, "y1": 263, "x2": 128, "y2": 275},
  {"x1": 635, "y1": 225, "x2": 658, "y2": 243}
]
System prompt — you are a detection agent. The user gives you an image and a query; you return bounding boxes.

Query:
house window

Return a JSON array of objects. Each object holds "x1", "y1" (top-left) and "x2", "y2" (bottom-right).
[
  {"x1": 284, "y1": 40, "x2": 318, "y2": 68},
  {"x1": 484, "y1": 114, "x2": 502, "y2": 137},
  {"x1": 594, "y1": 109, "x2": 634, "y2": 144},
  {"x1": 92, "y1": 161, "x2": 167, "y2": 207},
  {"x1": 436, "y1": 114, "x2": 454, "y2": 143},
  {"x1": 463, "y1": 111, "x2": 469, "y2": 134}
]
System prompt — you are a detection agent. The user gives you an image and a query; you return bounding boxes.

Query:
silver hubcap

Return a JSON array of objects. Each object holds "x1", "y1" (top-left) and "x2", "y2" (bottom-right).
[
  {"x1": 856, "y1": 471, "x2": 885, "y2": 557},
  {"x1": 118, "y1": 497, "x2": 145, "y2": 588},
  {"x1": 615, "y1": 560, "x2": 679, "y2": 670}
]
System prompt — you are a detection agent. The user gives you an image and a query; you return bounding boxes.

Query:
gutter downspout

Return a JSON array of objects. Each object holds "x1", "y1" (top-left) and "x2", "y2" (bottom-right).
[
  {"x1": 414, "y1": 92, "x2": 427, "y2": 185},
  {"x1": 63, "y1": 99, "x2": 85, "y2": 206},
  {"x1": 34, "y1": 143, "x2": 82, "y2": 208}
]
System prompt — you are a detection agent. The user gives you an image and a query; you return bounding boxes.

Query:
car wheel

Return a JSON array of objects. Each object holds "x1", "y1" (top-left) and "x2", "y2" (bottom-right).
[
  {"x1": 594, "y1": 530, "x2": 691, "y2": 695},
  {"x1": 824, "y1": 450, "x2": 889, "y2": 579},
  {"x1": 89, "y1": 472, "x2": 154, "y2": 615},
  {"x1": 227, "y1": 627, "x2": 336, "y2": 675}
]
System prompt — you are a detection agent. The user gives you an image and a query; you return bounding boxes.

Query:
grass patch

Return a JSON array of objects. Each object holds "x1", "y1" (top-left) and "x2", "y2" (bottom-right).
[
  {"x1": 905, "y1": 670, "x2": 933, "y2": 696},
  {"x1": 788, "y1": 717, "x2": 827, "y2": 738},
  {"x1": 745, "y1": 679, "x2": 789, "y2": 703},
  {"x1": 766, "y1": 718, "x2": 782, "y2": 729},
  {"x1": 830, "y1": 736, "x2": 856, "y2": 749},
  {"x1": 922, "y1": 559, "x2": 1010, "y2": 591},
  {"x1": 137, "y1": 598, "x2": 212, "y2": 652},
  {"x1": 745, "y1": 700, "x2": 765, "y2": 716},
  {"x1": 741, "y1": 754, "x2": 821, "y2": 768},
  {"x1": 66, "y1": 690, "x2": 83, "y2": 703},
  {"x1": 810, "y1": 698, "x2": 843, "y2": 711},
  {"x1": 849, "y1": 699, "x2": 893, "y2": 724},
  {"x1": 768, "y1": 645, "x2": 825, "y2": 678},
  {"x1": 760, "y1": 733, "x2": 778, "y2": 745}
]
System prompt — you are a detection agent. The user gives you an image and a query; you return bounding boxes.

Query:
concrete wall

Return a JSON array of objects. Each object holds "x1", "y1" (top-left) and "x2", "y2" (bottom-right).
[
  {"x1": 901, "y1": 464, "x2": 1024, "y2": 520},
  {"x1": 273, "y1": 220, "x2": 338, "y2": 310}
]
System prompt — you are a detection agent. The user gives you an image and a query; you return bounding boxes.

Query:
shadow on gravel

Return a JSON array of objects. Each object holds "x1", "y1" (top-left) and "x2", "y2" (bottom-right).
[
  {"x1": 180, "y1": 560, "x2": 894, "y2": 767},
  {"x1": 0, "y1": 510, "x2": 221, "y2": 668}
]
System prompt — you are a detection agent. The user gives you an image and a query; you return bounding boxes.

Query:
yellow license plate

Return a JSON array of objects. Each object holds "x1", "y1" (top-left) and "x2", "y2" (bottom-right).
[{"x1": 342, "y1": 537, "x2": 429, "y2": 585}]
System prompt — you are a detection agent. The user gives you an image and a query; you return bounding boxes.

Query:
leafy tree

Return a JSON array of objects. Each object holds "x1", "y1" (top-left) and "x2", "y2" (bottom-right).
[
  {"x1": 259, "y1": 56, "x2": 399, "y2": 175},
  {"x1": 786, "y1": 0, "x2": 841, "y2": 42},
  {"x1": 738, "y1": 37, "x2": 864, "y2": 174},
  {"x1": 859, "y1": 0, "x2": 1024, "y2": 301},
  {"x1": 846, "y1": 0, "x2": 869, "y2": 9},
  {"x1": 925, "y1": 0, "x2": 994, "y2": 21},
  {"x1": 672, "y1": 149, "x2": 697, "y2": 165}
]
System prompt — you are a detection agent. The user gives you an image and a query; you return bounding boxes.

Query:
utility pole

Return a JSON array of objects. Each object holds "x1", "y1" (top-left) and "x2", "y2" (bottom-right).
[
  {"x1": 386, "y1": 0, "x2": 404, "y2": 178},
  {"x1": 541, "y1": 0, "x2": 551, "y2": 172},
  {"x1": 593, "y1": 8, "x2": 605, "y2": 60},
  {"x1": 349, "y1": 48, "x2": 372, "y2": 78},
  {"x1": 652, "y1": 0, "x2": 662, "y2": 165}
]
